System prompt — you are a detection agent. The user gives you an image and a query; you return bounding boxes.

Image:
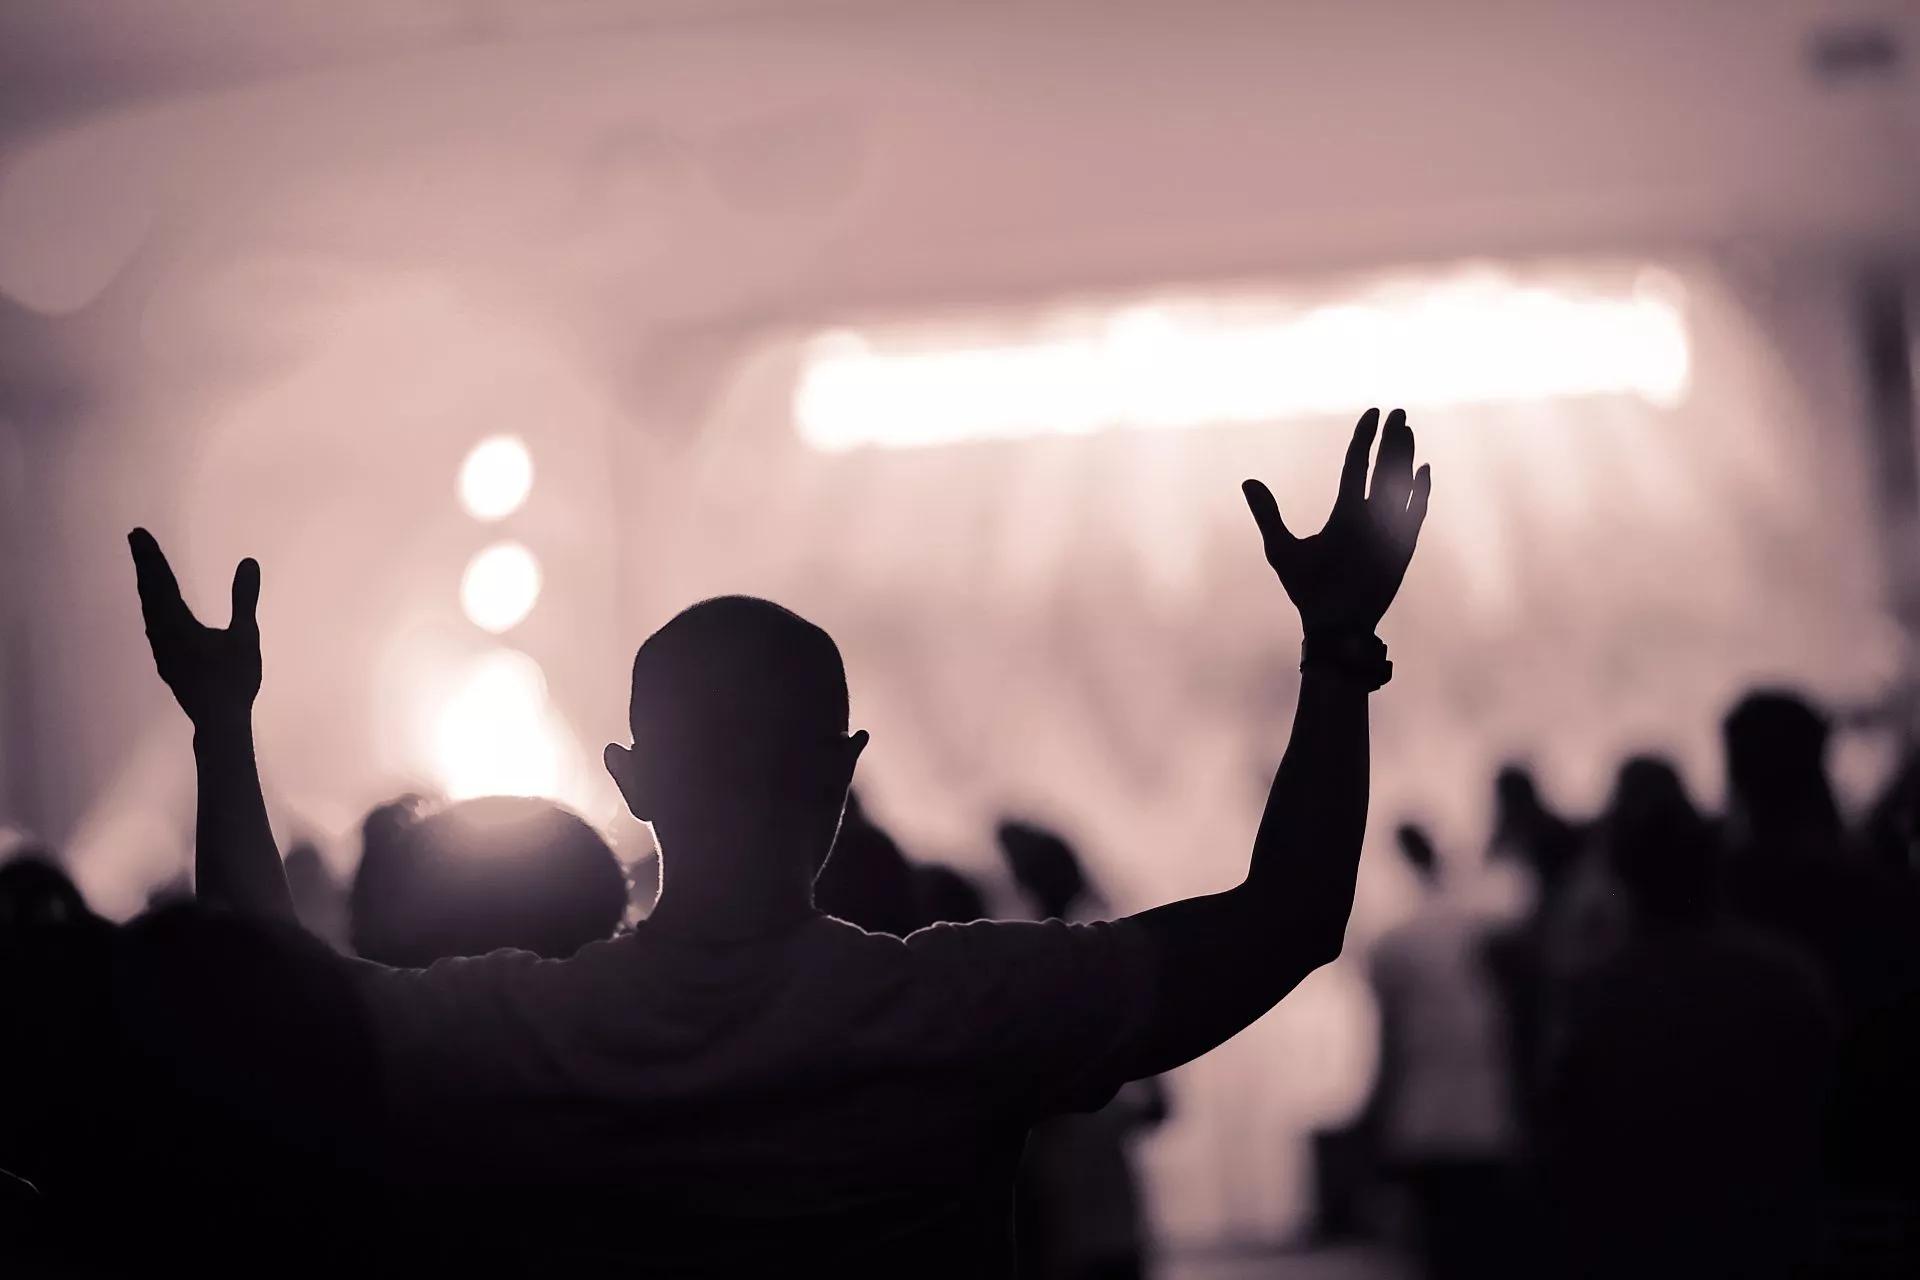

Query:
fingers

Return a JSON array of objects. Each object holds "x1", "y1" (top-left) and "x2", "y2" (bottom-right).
[
  {"x1": 1241, "y1": 479, "x2": 1294, "y2": 568},
  {"x1": 128, "y1": 528, "x2": 191, "y2": 631},
  {"x1": 1407, "y1": 464, "x2": 1432, "y2": 537},
  {"x1": 230, "y1": 558, "x2": 261, "y2": 636},
  {"x1": 1369, "y1": 408, "x2": 1415, "y2": 514},
  {"x1": 1335, "y1": 408, "x2": 1380, "y2": 514}
]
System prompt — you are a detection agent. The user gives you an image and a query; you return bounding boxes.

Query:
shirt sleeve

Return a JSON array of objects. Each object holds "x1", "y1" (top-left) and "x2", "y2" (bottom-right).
[{"x1": 903, "y1": 916, "x2": 1160, "y2": 1116}]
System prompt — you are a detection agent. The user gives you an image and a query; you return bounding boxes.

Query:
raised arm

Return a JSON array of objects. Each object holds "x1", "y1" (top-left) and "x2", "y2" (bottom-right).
[
  {"x1": 1120, "y1": 409, "x2": 1429, "y2": 1078},
  {"x1": 129, "y1": 529, "x2": 295, "y2": 924}
]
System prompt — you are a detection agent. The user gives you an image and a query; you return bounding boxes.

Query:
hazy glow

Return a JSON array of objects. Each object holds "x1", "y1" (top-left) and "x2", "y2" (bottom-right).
[
  {"x1": 457, "y1": 434, "x2": 535, "y2": 521},
  {"x1": 432, "y1": 649, "x2": 563, "y2": 800},
  {"x1": 795, "y1": 274, "x2": 1692, "y2": 451},
  {"x1": 459, "y1": 541, "x2": 542, "y2": 633}
]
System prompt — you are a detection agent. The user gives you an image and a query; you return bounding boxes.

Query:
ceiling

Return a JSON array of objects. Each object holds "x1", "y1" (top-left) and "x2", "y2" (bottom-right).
[{"x1": 0, "y1": 1, "x2": 1915, "y2": 394}]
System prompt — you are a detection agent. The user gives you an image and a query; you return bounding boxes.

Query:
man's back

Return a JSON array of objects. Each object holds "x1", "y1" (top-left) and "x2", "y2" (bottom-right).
[{"x1": 353, "y1": 912, "x2": 1154, "y2": 1275}]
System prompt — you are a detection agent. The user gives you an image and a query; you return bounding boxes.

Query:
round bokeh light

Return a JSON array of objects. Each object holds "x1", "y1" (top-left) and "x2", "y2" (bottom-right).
[
  {"x1": 457, "y1": 435, "x2": 534, "y2": 522},
  {"x1": 460, "y1": 540, "x2": 542, "y2": 633}
]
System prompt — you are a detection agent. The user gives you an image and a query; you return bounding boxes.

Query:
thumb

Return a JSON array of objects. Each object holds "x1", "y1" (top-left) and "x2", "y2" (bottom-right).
[
  {"x1": 1241, "y1": 480, "x2": 1295, "y2": 566},
  {"x1": 230, "y1": 558, "x2": 261, "y2": 634}
]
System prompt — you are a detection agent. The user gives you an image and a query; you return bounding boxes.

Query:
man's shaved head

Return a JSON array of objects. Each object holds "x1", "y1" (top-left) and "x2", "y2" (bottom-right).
[
  {"x1": 628, "y1": 596, "x2": 849, "y2": 768},
  {"x1": 611, "y1": 596, "x2": 864, "y2": 911}
]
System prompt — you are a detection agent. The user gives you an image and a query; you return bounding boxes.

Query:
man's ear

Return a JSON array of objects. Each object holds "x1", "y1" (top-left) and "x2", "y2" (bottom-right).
[
  {"x1": 822, "y1": 729, "x2": 868, "y2": 796},
  {"x1": 604, "y1": 742, "x2": 647, "y2": 820}
]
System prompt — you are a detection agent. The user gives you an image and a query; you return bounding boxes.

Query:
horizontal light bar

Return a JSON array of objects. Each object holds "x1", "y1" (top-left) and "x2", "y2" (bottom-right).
[{"x1": 795, "y1": 272, "x2": 1690, "y2": 451}]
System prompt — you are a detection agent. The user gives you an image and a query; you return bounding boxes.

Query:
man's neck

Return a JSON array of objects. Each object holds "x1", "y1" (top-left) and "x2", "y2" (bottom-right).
[
  {"x1": 646, "y1": 887, "x2": 818, "y2": 941},
  {"x1": 643, "y1": 828, "x2": 821, "y2": 941}
]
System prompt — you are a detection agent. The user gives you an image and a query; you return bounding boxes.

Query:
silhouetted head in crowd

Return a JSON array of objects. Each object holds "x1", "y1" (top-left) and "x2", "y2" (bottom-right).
[
  {"x1": 997, "y1": 820, "x2": 1088, "y2": 921},
  {"x1": 1490, "y1": 762, "x2": 1580, "y2": 898},
  {"x1": 1722, "y1": 689, "x2": 1841, "y2": 854},
  {"x1": 914, "y1": 863, "x2": 989, "y2": 928},
  {"x1": 810, "y1": 790, "x2": 921, "y2": 932},
  {"x1": 604, "y1": 596, "x2": 867, "y2": 934},
  {"x1": 813, "y1": 790, "x2": 919, "y2": 935},
  {"x1": 282, "y1": 838, "x2": 347, "y2": 945},
  {"x1": 283, "y1": 840, "x2": 333, "y2": 903},
  {"x1": 1394, "y1": 822, "x2": 1440, "y2": 888},
  {"x1": 350, "y1": 795, "x2": 626, "y2": 965},
  {"x1": 1864, "y1": 745, "x2": 1920, "y2": 875},
  {"x1": 1603, "y1": 755, "x2": 1717, "y2": 928},
  {"x1": 1493, "y1": 765, "x2": 1549, "y2": 835},
  {"x1": 0, "y1": 852, "x2": 92, "y2": 930}
]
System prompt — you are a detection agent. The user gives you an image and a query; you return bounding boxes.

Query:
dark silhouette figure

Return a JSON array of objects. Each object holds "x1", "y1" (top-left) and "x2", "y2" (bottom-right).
[
  {"x1": 1480, "y1": 764, "x2": 1588, "y2": 1141},
  {"x1": 913, "y1": 861, "x2": 989, "y2": 929},
  {"x1": 1394, "y1": 820, "x2": 1439, "y2": 882},
  {"x1": 0, "y1": 851, "x2": 91, "y2": 930},
  {"x1": 1719, "y1": 691, "x2": 1920, "y2": 1271},
  {"x1": 1719, "y1": 691, "x2": 1910, "y2": 1020},
  {"x1": 1543, "y1": 755, "x2": 1836, "y2": 1279},
  {"x1": 998, "y1": 819, "x2": 1095, "y2": 921},
  {"x1": 3, "y1": 896, "x2": 389, "y2": 1276},
  {"x1": 998, "y1": 818, "x2": 1169, "y2": 1280},
  {"x1": 125, "y1": 408, "x2": 1431, "y2": 1274},
  {"x1": 1, "y1": 849, "x2": 114, "y2": 1267},
  {"x1": 812, "y1": 789, "x2": 920, "y2": 936},
  {"x1": 1488, "y1": 764, "x2": 1582, "y2": 903},
  {"x1": 1, "y1": 864, "x2": 115, "y2": 1275},
  {"x1": 283, "y1": 838, "x2": 348, "y2": 950},
  {"x1": 1604, "y1": 757, "x2": 1716, "y2": 925},
  {"x1": 109, "y1": 906, "x2": 390, "y2": 1264},
  {"x1": 1863, "y1": 741, "x2": 1920, "y2": 875},
  {"x1": 349, "y1": 793, "x2": 626, "y2": 965},
  {"x1": 1364, "y1": 822, "x2": 1520, "y2": 1280}
]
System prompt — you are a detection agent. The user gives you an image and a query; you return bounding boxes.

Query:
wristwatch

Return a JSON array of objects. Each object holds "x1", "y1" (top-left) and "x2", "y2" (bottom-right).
[{"x1": 1300, "y1": 631, "x2": 1392, "y2": 691}]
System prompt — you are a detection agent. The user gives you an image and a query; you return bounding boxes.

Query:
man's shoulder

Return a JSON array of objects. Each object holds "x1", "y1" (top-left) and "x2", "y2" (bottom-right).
[
  {"x1": 901, "y1": 916, "x2": 1153, "y2": 987},
  {"x1": 788, "y1": 913, "x2": 933, "y2": 992},
  {"x1": 810, "y1": 912, "x2": 915, "y2": 949},
  {"x1": 902, "y1": 915, "x2": 1081, "y2": 953}
]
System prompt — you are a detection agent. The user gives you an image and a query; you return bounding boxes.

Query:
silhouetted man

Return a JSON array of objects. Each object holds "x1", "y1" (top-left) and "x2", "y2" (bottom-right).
[{"x1": 129, "y1": 409, "x2": 1430, "y2": 1275}]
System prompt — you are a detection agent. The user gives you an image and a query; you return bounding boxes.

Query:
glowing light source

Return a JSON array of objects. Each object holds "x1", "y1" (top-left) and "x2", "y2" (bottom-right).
[
  {"x1": 460, "y1": 541, "x2": 542, "y2": 633},
  {"x1": 457, "y1": 434, "x2": 534, "y2": 521},
  {"x1": 794, "y1": 273, "x2": 1692, "y2": 451},
  {"x1": 432, "y1": 649, "x2": 563, "y2": 800}
]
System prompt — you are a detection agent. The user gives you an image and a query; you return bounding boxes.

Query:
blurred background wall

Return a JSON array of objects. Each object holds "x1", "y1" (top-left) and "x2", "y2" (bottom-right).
[{"x1": 2, "y1": 0, "x2": 1918, "y2": 1247}]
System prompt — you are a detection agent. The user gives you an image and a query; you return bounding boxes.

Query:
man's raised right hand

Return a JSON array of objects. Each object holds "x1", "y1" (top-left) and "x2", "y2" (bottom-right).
[{"x1": 1240, "y1": 407, "x2": 1431, "y2": 639}]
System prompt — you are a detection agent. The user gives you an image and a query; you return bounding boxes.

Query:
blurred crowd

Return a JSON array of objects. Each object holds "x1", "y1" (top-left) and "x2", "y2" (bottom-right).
[{"x1": 1327, "y1": 687, "x2": 1920, "y2": 1278}]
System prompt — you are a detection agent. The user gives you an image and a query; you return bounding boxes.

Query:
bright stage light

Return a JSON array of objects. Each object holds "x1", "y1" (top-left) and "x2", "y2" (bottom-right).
[
  {"x1": 460, "y1": 540, "x2": 542, "y2": 633},
  {"x1": 794, "y1": 272, "x2": 1692, "y2": 451},
  {"x1": 457, "y1": 434, "x2": 534, "y2": 521},
  {"x1": 432, "y1": 648, "x2": 563, "y2": 800}
]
